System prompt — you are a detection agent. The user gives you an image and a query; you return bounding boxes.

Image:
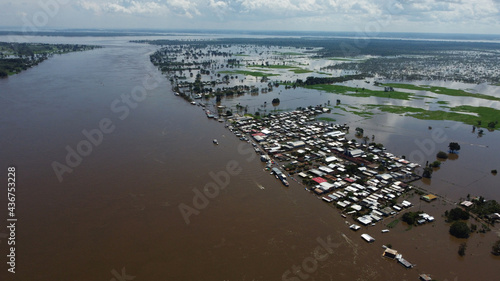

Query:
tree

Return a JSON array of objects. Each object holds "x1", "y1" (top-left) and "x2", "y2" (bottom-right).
[
  {"x1": 272, "y1": 98, "x2": 280, "y2": 104},
  {"x1": 422, "y1": 166, "x2": 433, "y2": 178},
  {"x1": 355, "y1": 127, "x2": 364, "y2": 136},
  {"x1": 446, "y1": 208, "x2": 470, "y2": 221},
  {"x1": 458, "y1": 242, "x2": 467, "y2": 256},
  {"x1": 436, "y1": 151, "x2": 448, "y2": 159},
  {"x1": 492, "y1": 240, "x2": 500, "y2": 256},
  {"x1": 449, "y1": 221, "x2": 470, "y2": 239},
  {"x1": 402, "y1": 211, "x2": 422, "y2": 225},
  {"x1": 431, "y1": 161, "x2": 441, "y2": 168},
  {"x1": 449, "y1": 142, "x2": 461, "y2": 153}
]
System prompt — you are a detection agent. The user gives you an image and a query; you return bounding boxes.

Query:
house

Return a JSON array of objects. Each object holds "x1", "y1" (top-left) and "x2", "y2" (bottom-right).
[
  {"x1": 361, "y1": 233, "x2": 375, "y2": 243},
  {"x1": 383, "y1": 248, "x2": 398, "y2": 259},
  {"x1": 421, "y1": 194, "x2": 437, "y2": 202},
  {"x1": 461, "y1": 200, "x2": 474, "y2": 208},
  {"x1": 419, "y1": 274, "x2": 432, "y2": 281}
]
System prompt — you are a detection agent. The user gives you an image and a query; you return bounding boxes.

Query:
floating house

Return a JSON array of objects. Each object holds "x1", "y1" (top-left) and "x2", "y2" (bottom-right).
[
  {"x1": 361, "y1": 233, "x2": 375, "y2": 243},
  {"x1": 421, "y1": 194, "x2": 437, "y2": 202}
]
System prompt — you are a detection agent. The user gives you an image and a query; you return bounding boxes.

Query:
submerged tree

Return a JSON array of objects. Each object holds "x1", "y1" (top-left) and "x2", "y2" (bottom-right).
[
  {"x1": 492, "y1": 240, "x2": 500, "y2": 256},
  {"x1": 449, "y1": 142, "x2": 461, "y2": 153},
  {"x1": 458, "y1": 242, "x2": 467, "y2": 257},
  {"x1": 423, "y1": 166, "x2": 433, "y2": 178},
  {"x1": 449, "y1": 221, "x2": 470, "y2": 239}
]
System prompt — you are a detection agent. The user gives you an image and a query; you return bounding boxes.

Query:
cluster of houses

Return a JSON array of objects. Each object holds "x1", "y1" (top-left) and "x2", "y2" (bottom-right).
[{"x1": 226, "y1": 108, "x2": 424, "y2": 226}]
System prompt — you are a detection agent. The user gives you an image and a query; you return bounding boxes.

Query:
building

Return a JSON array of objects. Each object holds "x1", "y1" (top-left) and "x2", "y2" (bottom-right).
[
  {"x1": 361, "y1": 233, "x2": 375, "y2": 243},
  {"x1": 419, "y1": 274, "x2": 432, "y2": 281},
  {"x1": 383, "y1": 248, "x2": 398, "y2": 259},
  {"x1": 421, "y1": 194, "x2": 437, "y2": 202}
]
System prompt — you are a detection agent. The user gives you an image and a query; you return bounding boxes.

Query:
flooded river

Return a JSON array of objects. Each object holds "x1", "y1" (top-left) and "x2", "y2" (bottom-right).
[{"x1": 0, "y1": 36, "x2": 499, "y2": 280}]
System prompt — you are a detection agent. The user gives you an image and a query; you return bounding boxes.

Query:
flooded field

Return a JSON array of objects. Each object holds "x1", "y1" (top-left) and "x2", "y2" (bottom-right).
[{"x1": 0, "y1": 35, "x2": 499, "y2": 280}]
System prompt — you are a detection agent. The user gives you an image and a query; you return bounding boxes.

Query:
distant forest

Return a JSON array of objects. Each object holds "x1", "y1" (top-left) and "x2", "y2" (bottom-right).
[{"x1": 134, "y1": 37, "x2": 500, "y2": 57}]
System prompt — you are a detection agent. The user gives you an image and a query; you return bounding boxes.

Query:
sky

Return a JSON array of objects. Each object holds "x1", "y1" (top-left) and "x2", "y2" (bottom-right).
[{"x1": 1, "y1": 0, "x2": 500, "y2": 34}]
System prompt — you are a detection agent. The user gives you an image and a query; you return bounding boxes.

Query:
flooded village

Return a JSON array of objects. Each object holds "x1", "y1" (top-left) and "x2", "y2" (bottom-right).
[{"x1": 146, "y1": 37, "x2": 500, "y2": 279}]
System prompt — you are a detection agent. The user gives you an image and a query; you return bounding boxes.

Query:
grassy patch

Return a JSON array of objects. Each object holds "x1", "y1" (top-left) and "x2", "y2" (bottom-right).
[
  {"x1": 437, "y1": 100, "x2": 449, "y2": 104},
  {"x1": 248, "y1": 64, "x2": 295, "y2": 69},
  {"x1": 387, "y1": 219, "x2": 400, "y2": 228},
  {"x1": 275, "y1": 52, "x2": 304, "y2": 56},
  {"x1": 249, "y1": 64, "x2": 313, "y2": 74},
  {"x1": 291, "y1": 68, "x2": 313, "y2": 74},
  {"x1": 383, "y1": 83, "x2": 500, "y2": 102},
  {"x1": 218, "y1": 70, "x2": 279, "y2": 77},
  {"x1": 316, "y1": 71, "x2": 332, "y2": 76},
  {"x1": 305, "y1": 84, "x2": 413, "y2": 100},
  {"x1": 316, "y1": 117, "x2": 336, "y2": 122},
  {"x1": 367, "y1": 104, "x2": 500, "y2": 129},
  {"x1": 328, "y1": 57, "x2": 364, "y2": 62}
]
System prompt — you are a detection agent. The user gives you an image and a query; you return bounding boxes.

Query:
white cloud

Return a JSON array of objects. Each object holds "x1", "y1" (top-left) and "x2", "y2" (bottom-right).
[
  {"x1": 76, "y1": 0, "x2": 199, "y2": 18},
  {"x1": 1, "y1": 0, "x2": 499, "y2": 33}
]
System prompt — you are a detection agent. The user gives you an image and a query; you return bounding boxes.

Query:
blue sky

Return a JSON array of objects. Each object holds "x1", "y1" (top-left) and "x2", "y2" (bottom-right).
[{"x1": 1, "y1": 0, "x2": 500, "y2": 34}]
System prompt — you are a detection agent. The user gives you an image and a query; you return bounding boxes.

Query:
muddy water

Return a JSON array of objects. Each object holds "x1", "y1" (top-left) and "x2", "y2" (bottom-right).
[{"x1": 0, "y1": 36, "x2": 499, "y2": 280}]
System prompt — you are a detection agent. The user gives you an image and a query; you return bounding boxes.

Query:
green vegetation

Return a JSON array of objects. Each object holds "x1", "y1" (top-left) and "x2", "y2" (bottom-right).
[
  {"x1": 449, "y1": 221, "x2": 470, "y2": 238},
  {"x1": 437, "y1": 151, "x2": 448, "y2": 159},
  {"x1": 275, "y1": 52, "x2": 304, "y2": 56},
  {"x1": 218, "y1": 70, "x2": 279, "y2": 77},
  {"x1": 445, "y1": 208, "x2": 470, "y2": 221},
  {"x1": 437, "y1": 100, "x2": 449, "y2": 104},
  {"x1": 470, "y1": 198, "x2": 500, "y2": 218},
  {"x1": 328, "y1": 57, "x2": 360, "y2": 61},
  {"x1": 249, "y1": 64, "x2": 313, "y2": 74},
  {"x1": 386, "y1": 219, "x2": 400, "y2": 228},
  {"x1": 382, "y1": 83, "x2": 500, "y2": 102},
  {"x1": 248, "y1": 64, "x2": 295, "y2": 69},
  {"x1": 431, "y1": 160, "x2": 441, "y2": 168},
  {"x1": 458, "y1": 243, "x2": 467, "y2": 257},
  {"x1": 492, "y1": 240, "x2": 500, "y2": 256},
  {"x1": 448, "y1": 142, "x2": 461, "y2": 153},
  {"x1": 402, "y1": 211, "x2": 423, "y2": 225},
  {"x1": 316, "y1": 117, "x2": 336, "y2": 122},
  {"x1": 366, "y1": 105, "x2": 500, "y2": 130},
  {"x1": 0, "y1": 42, "x2": 99, "y2": 76},
  {"x1": 291, "y1": 68, "x2": 313, "y2": 74},
  {"x1": 306, "y1": 84, "x2": 412, "y2": 100}
]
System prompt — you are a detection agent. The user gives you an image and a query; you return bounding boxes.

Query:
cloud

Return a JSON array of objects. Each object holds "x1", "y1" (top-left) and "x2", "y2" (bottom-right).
[
  {"x1": 77, "y1": 0, "x2": 199, "y2": 18},
  {"x1": 2, "y1": 0, "x2": 499, "y2": 33}
]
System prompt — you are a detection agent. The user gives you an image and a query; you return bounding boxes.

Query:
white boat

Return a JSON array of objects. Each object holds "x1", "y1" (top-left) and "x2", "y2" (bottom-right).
[{"x1": 213, "y1": 139, "x2": 218, "y2": 145}]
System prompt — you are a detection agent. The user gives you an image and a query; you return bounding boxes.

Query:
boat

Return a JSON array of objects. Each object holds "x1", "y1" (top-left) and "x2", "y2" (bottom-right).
[
  {"x1": 281, "y1": 179, "x2": 289, "y2": 187},
  {"x1": 213, "y1": 139, "x2": 218, "y2": 145},
  {"x1": 190, "y1": 101, "x2": 196, "y2": 105}
]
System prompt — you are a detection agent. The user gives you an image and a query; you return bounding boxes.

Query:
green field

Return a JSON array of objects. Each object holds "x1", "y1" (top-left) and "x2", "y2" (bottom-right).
[
  {"x1": 218, "y1": 70, "x2": 279, "y2": 77},
  {"x1": 305, "y1": 84, "x2": 413, "y2": 100},
  {"x1": 316, "y1": 117, "x2": 336, "y2": 122},
  {"x1": 275, "y1": 52, "x2": 304, "y2": 56},
  {"x1": 248, "y1": 64, "x2": 295, "y2": 69},
  {"x1": 291, "y1": 68, "x2": 313, "y2": 74},
  {"x1": 367, "y1": 104, "x2": 500, "y2": 129},
  {"x1": 382, "y1": 83, "x2": 500, "y2": 102}
]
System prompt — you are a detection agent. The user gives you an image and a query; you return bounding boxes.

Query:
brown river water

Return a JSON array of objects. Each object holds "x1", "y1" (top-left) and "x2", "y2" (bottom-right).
[{"x1": 0, "y1": 36, "x2": 499, "y2": 280}]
